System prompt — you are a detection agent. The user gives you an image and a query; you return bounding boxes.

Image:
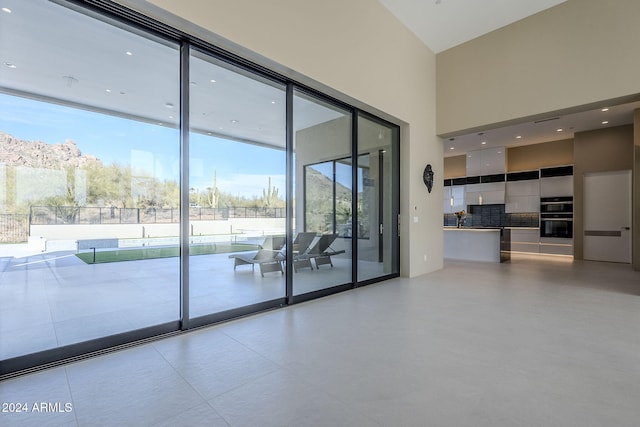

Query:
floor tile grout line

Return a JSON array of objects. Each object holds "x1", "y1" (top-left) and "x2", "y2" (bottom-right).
[
  {"x1": 148, "y1": 340, "x2": 238, "y2": 425},
  {"x1": 63, "y1": 367, "x2": 80, "y2": 427}
]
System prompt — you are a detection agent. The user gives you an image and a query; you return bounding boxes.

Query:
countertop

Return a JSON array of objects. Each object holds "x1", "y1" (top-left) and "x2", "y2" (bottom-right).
[{"x1": 443, "y1": 227, "x2": 501, "y2": 232}]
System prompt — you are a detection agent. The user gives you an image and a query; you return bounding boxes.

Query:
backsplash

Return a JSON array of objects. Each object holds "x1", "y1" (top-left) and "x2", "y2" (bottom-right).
[{"x1": 444, "y1": 204, "x2": 539, "y2": 228}]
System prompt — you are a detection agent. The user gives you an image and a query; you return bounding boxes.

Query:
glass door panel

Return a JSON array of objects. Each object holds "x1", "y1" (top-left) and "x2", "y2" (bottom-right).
[
  {"x1": 188, "y1": 50, "x2": 286, "y2": 318},
  {"x1": 293, "y1": 91, "x2": 352, "y2": 295},
  {"x1": 0, "y1": 0, "x2": 181, "y2": 360},
  {"x1": 357, "y1": 115, "x2": 399, "y2": 282}
]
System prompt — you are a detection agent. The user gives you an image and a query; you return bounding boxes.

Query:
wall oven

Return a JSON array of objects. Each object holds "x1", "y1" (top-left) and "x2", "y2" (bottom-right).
[
  {"x1": 540, "y1": 196, "x2": 573, "y2": 214},
  {"x1": 540, "y1": 197, "x2": 573, "y2": 238}
]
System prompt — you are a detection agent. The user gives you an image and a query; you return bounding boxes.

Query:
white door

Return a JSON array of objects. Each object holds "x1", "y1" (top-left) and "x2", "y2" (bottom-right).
[{"x1": 583, "y1": 170, "x2": 632, "y2": 263}]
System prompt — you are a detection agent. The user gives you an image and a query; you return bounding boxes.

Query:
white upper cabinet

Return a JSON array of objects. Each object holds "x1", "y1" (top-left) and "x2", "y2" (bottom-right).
[
  {"x1": 451, "y1": 185, "x2": 465, "y2": 212},
  {"x1": 466, "y1": 147, "x2": 506, "y2": 176},
  {"x1": 540, "y1": 175, "x2": 573, "y2": 197},
  {"x1": 466, "y1": 182, "x2": 505, "y2": 205},
  {"x1": 443, "y1": 186, "x2": 452, "y2": 213},
  {"x1": 505, "y1": 179, "x2": 540, "y2": 213},
  {"x1": 443, "y1": 185, "x2": 466, "y2": 213}
]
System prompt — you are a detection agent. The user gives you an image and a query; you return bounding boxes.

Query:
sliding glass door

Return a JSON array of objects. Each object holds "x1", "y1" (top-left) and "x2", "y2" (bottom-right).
[
  {"x1": 188, "y1": 50, "x2": 287, "y2": 321},
  {"x1": 292, "y1": 90, "x2": 353, "y2": 296},
  {"x1": 357, "y1": 115, "x2": 400, "y2": 282},
  {"x1": 0, "y1": 0, "x2": 181, "y2": 362},
  {"x1": 0, "y1": 0, "x2": 400, "y2": 376}
]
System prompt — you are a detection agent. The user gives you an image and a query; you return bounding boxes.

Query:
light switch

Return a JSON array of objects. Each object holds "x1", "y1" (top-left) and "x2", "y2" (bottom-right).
[{"x1": 413, "y1": 216, "x2": 419, "y2": 223}]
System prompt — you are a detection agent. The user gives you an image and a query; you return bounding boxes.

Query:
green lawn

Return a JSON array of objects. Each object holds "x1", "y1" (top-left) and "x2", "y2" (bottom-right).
[{"x1": 76, "y1": 243, "x2": 259, "y2": 264}]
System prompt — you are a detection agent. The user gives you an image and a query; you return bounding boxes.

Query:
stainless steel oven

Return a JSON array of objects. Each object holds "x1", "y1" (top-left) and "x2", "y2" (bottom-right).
[
  {"x1": 540, "y1": 214, "x2": 573, "y2": 238},
  {"x1": 540, "y1": 196, "x2": 573, "y2": 214},
  {"x1": 540, "y1": 197, "x2": 573, "y2": 238}
]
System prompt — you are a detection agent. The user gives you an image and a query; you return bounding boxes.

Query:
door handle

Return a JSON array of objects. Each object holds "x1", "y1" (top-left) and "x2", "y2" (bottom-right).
[{"x1": 621, "y1": 226, "x2": 630, "y2": 230}]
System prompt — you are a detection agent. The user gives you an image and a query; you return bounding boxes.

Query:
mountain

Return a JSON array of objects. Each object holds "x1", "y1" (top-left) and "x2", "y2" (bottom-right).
[
  {"x1": 0, "y1": 132, "x2": 101, "y2": 169},
  {"x1": 304, "y1": 166, "x2": 352, "y2": 200}
]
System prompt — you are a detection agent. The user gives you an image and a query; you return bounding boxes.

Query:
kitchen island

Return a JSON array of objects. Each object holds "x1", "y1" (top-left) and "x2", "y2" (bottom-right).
[{"x1": 444, "y1": 227, "x2": 511, "y2": 263}]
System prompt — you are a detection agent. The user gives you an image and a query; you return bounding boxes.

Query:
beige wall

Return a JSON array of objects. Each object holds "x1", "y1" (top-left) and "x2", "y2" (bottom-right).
[
  {"x1": 444, "y1": 155, "x2": 466, "y2": 178},
  {"x1": 119, "y1": 0, "x2": 440, "y2": 277},
  {"x1": 573, "y1": 125, "x2": 634, "y2": 259},
  {"x1": 443, "y1": 140, "x2": 574, "y2": 177},
  {"x1": 507, "y1": 139, "x2": 574, "y2": 172},
  {"x1": 437, "y1": 0, "x2": 640, "y2": 136}
]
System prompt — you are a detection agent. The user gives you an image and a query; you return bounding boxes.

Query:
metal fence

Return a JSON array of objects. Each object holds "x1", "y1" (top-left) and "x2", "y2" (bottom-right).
[
  {"x1": 29, "y1": 206, "x2": 285, "y2": 225},
  {"x1": 0, "y1": 214, "x2": 29, "y2": 243}
]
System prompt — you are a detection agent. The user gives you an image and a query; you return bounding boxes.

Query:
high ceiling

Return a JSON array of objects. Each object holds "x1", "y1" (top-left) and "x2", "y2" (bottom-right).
[
  {"x1": 378, "y1": 0, "x2": 568, "y2": 54},
  {"x1": 379, "y1": 0, "x2": 640, "y2": 158}
]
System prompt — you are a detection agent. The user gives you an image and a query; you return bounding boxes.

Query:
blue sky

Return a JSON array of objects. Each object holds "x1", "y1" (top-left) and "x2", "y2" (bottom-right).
[{"x1": 0, "y1": 93, "x2": 286, "y2": 197}]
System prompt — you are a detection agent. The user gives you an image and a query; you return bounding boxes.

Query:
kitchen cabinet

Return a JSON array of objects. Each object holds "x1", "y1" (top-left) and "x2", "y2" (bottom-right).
[
  {"x1": 450, "y1": 185, "x2": 465, "y2": 212},
  {"x1": 540, "y1": 237, "x2": 573, "y2": 255},
  {"x1": 509, "y1": 228, "x2": 540, "y2": 253},
  {"x1": 540, "y1": 175, "x2": 572, "y2": 197},
  {"x1": 443, "y1": 186, "x2": 451, "y2": 213},
  {"x1": 466, "y1": 182, "x2": 505, "y2": 205},
  {"x1": 505, "y1": 179, "x2": 539, "y2": 213},
  {"x1": 466, "y1": 147, "x2": 506, "y2": 176},
  {"x1": 443, "y1": 185, "x2": 465, "y2": 213},
  {"x1": 444, "y1": 228, "x2": 505, "y2": 262},
  {"x1": 540, "y1": 166, "x2": 573, "y2": 197}
]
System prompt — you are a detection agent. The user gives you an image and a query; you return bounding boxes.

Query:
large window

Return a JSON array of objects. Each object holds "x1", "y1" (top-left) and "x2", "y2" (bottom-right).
[
  {"x1": 0, "y1": 0, "x2": 180, "y2": 361},
  {"x1": 188, "y1": 51, "x2": 286, "y2": 320},
  {"x1": 293, "y1": 90, "x2": 353, "y2": 296},
  {"x1": 0, "y1": 0, "x2": 400, "y2": 376},
  {"x1": 357, "y1": 115, "x2": 400, "y2": 282}
]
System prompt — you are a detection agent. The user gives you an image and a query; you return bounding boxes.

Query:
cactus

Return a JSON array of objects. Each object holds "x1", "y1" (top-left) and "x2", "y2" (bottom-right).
[{"x1": 262, "y1": 176, "x2": 279, "y2": 207}]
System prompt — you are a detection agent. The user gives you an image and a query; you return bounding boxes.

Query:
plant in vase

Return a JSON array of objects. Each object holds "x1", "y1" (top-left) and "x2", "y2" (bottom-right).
[{"x1": 454, "y1": 210, "x2": 466, "y2": 228}]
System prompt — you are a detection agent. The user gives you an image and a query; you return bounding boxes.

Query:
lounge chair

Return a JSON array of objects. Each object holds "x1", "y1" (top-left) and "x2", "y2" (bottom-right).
[
  {"x1": 228, "y1": 249, "x2": 284, "y2": 277},
  {"x1": 307, "y1": 233, "x2": 346, "y2": 269},
  {"x1": 260, "y1": 235, "x2": 285, "y2": 251},
  {"x1": 291, "y1": 232, "x2": 318, "y2": 272}
]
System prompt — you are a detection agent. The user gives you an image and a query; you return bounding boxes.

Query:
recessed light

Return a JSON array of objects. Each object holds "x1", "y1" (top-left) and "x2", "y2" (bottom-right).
[
  {"x1": 602, "y1": 121, "x2": 609, "y2": 125},
  {"x1": 230, "y1": 119, "x2": 239, "y2": 124},
  {"x1": 271, "y1": 101, "x2": 276, "y2": 104},
  {"x1": 126, "y1": 51, "x2": 133, "y2": 56},
  {"x1": 516, "y1": 135, "x2": 522, "y2": 139},
  {"x1": 2, "y1": 7, "x2": 11, "y2": 13},
  {"x1": 4, "y1": 62, "x2": 16, "y2": 68},
  {"x1": 601, "y1": 107, "x2": 609, "y2": 112},
  {"x1": 119, "y1": 91, "x2": 126, "y2": 95},
  {"x1": 449, "y1": 147, "x2": 455, "y2": 150},
  {"x1": 190, "y1": 81, "x2": 197, "y2": 86},
  {"x1": 556, "y1": 128, "x2": 563, "y2": 132},
  {"x1": 210, "y1": 79, "x2": 216, "y2": 83},
  {"x1": 481, "y1": 141, "x2": 487, "y2": 145},
  {"x1": 165, "y1": 102, "x2": 174, "y2": 108},
  {"x1": 105, "y1": 89, "x2": 112, "y2": 93}
]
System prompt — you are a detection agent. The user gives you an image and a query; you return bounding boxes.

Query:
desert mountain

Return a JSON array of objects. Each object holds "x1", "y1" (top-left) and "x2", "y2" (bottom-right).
[{"x1": 0, "y1": 132, "x2": 101, "y2": 169}]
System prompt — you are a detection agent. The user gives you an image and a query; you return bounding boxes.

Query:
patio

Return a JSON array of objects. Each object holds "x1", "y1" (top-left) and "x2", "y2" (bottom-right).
[{"x1": 0, "y1": 247, "x2": 381, "y2": 361}]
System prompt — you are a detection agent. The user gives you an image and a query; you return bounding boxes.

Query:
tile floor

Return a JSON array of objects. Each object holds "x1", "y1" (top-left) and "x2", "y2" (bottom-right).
[
  {"x1": 1, "y1": 254, "x2": 639, "y2": 426},
  {"x1": 1, "y1": 250, "x2": 384, "y2": 360}
]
